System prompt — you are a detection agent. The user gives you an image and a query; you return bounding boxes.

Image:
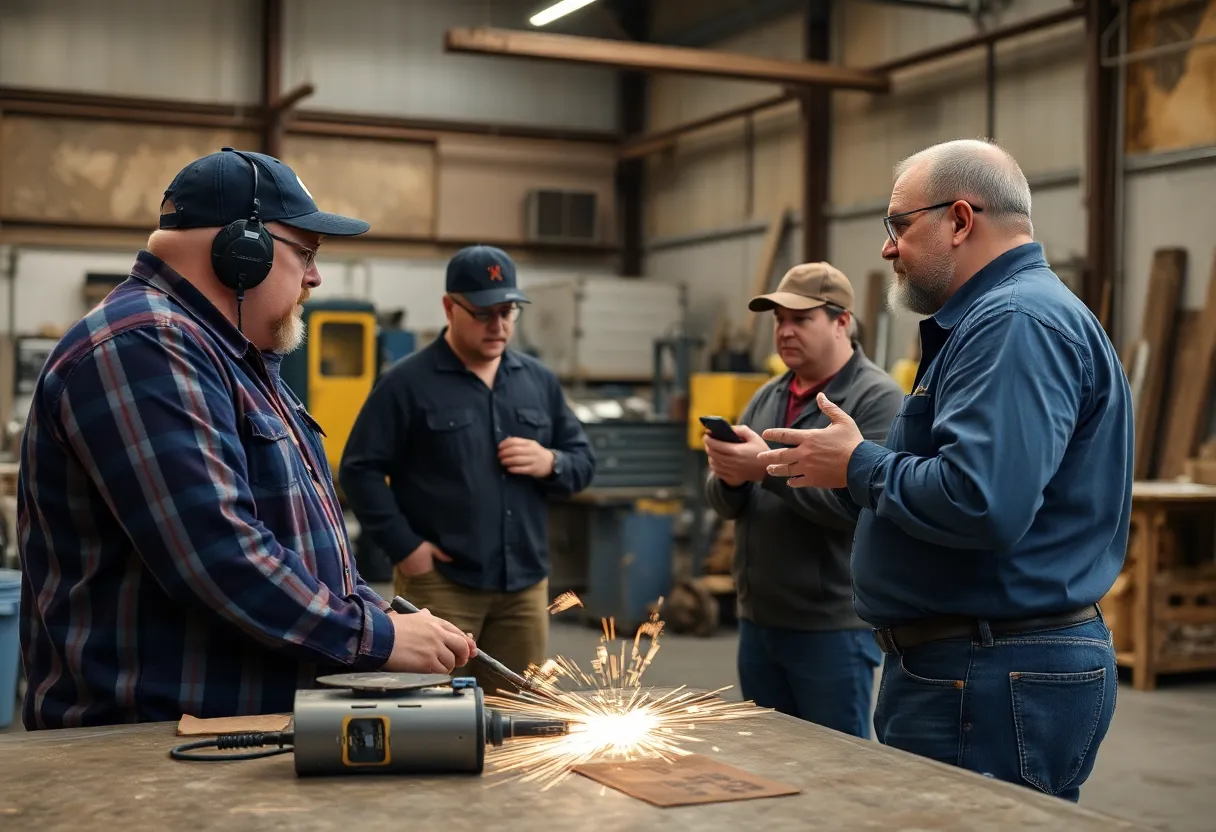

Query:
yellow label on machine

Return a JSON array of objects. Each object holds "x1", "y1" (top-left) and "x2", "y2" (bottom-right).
[{"x1": 341, "y1": 714, "x2": 393, "y2": 767}]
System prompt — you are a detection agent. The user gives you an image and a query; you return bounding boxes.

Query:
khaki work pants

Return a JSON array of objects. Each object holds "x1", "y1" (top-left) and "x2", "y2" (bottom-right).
[{"x1": 393, "y1": 568, "x2": 549, "y2": 694}]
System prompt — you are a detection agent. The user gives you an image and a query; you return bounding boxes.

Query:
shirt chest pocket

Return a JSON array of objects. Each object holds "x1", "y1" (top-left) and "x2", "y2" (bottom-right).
[
  {"x1": 244, "y1": 411, "x2": 302, "y2": 492},
  {"x1": 887, "y1": 394, "x2": 936, "y2": 457},
  {"x1": 292, "y1": 405, "x2": 329, "y2": 469},
  {"x1": 425, "y1": 408, "x2": 477, "y2": 457},
  {"x1": 513, "y1": 407, "x2": 553, "y2": 447}
]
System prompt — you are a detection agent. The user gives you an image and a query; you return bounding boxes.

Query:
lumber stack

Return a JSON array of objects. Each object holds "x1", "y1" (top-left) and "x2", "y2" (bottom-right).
[{"x1": 1126, "y1": 247, "x2": 1216, "y2": 482}]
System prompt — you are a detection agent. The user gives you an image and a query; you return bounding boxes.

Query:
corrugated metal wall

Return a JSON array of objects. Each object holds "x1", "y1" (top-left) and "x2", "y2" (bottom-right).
[
  {"x1": 0, "y1": 0, "x2": 623, "y2": 337},
  {"x1": 647, "y1": 225, "x2": 804, "y2": 355},
  {"x1": 5, "y1": 0, "x2": 1216, "y2": 356},
  {"x1": 642, "y1": 0, "x2": 1216, "y2": 370},
  {"x1": 1124, "y1": 163, "x2": 1216, "y2": 341},
  {"x1": 645, "y1": 12, "x2": 803, "y2": 240},
  {"x1": 0, "y1": 0, "x2": 619, "y2": 129},
  {"x1": 829, "y1": 0, "x2": 1088, "y2": 364},
  {"x1": 282, "y1": 0, "x2": 618, "y2": 130},
  {"x1": 643, "y1": 10, "x2": 805, "y2": 363},
  {"x1": 0, "y1": 0, "x2": 262, "y2": 103}
]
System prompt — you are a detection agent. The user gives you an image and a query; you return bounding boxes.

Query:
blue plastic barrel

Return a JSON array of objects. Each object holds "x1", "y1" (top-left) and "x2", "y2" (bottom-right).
[
  {"x1": 585, "y1": 499, "x2": 679, "y2": 630},
  {"x1": 0, "y1": 568, "x2": 21, "y2": 729}
]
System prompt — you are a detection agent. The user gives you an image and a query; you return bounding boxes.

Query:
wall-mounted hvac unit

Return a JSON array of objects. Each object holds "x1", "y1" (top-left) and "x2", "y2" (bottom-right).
[{"x1": 524, "y1": 189, "x2": 598, "y2": 244}]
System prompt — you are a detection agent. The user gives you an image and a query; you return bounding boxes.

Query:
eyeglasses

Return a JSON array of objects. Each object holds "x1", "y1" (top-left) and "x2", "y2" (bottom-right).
[
  {"x1": 452, "y1": 297, "x2": 522, "y2": 323},
  {"x1": 882, "y1": 201, "x2": 984, "y2": 246},
  {"x1": 269, "y1": 232, "x2": 319, "y2": 271}
]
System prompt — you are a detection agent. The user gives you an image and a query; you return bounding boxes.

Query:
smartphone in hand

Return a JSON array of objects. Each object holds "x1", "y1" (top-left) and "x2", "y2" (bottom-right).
[{"x1": 700, "y1": 415, "x2": 746, "y2": 444}]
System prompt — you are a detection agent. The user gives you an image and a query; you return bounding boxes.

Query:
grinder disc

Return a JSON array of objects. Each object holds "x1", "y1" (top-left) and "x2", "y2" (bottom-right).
[{"x1": 315, "y1": 672, "x2": 454, "y2": 692}]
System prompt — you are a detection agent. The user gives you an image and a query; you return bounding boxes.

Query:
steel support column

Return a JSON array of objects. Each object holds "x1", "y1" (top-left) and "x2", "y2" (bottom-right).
[
  {"x1": 1084, "y1": 0, "x2": 1118, "y2": 331},
  {"x1": 801, "y1": 0, "x2": 831, "y2": 264},
  {"x1": 614, "y1": 0, "x2": 649, "y2": 276},
  {"x1": 261, "y1": 0, "x2": 284, "y2": 156}
]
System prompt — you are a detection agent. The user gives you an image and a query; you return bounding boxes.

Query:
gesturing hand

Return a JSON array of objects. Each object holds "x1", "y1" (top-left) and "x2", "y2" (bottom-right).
[
  {"x1": 757, "y1": 393, "x2": 864, "y2": 488},
  {"x1": 498, "y1": 437, "x2": 556, "y2": 478}
]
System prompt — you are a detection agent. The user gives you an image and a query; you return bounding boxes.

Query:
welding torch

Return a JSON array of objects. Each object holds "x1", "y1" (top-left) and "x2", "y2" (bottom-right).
[{"x1": 390, "y1": 595, "x2": 548, "y2": 696}]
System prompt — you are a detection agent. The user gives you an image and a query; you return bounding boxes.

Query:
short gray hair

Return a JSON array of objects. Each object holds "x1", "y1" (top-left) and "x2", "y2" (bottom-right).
[
  {"x1": 894, "y1": 138, "x2": 1033, "y2": 235},
  {"x1": 823, "y1": 303, "x2": 858, "y2": 338}
]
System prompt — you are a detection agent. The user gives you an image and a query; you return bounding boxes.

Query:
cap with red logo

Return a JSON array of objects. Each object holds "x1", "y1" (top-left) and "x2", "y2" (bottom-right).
[{"x1": 445, "y1": 245, "x2": 530, "y2": 308}]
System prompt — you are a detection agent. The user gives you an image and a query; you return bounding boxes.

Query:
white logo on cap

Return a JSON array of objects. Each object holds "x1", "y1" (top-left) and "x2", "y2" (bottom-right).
[{"x1": 297, "y1": 175, "x2": 313, "y2": 199}]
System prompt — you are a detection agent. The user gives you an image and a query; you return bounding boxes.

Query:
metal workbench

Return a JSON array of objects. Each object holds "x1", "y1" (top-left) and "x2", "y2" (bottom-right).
[{"x1": 0, "y1": 705, "x2": 1147, "y2": 831}]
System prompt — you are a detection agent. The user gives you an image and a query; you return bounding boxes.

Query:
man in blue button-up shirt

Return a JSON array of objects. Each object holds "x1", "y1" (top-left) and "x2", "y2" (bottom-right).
[
  {"x1": 340, "y1": 245, "x2": 596, "y2": 693},
  {"x1": 759, "y1": 139, "x2": 1131, "y2": 802}
]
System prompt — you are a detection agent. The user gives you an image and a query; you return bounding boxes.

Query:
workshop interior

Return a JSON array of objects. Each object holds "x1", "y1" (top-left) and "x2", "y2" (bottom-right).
[{"x1": 0, "y1": 0, "x2": 1214, "y2": 829}]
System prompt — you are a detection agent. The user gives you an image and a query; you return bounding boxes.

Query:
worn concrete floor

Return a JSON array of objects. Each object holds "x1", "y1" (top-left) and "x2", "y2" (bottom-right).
[{"x1": 4, "y1": 613, "x2": 1213, "y2": 830}]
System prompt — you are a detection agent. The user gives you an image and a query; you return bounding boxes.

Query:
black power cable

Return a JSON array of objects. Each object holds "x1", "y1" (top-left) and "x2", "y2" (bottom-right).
[{"x1": 169, "y1": 730, "x2": 295, "y2": 762}]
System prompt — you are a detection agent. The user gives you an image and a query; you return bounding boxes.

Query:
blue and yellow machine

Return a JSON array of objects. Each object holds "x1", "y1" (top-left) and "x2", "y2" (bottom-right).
[{"x1": 280, "y1": 299, "x2": 415, "y2": 477}]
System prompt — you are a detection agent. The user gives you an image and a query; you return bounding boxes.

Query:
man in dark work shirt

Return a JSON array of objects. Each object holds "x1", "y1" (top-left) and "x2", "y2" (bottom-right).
[
  {"x1": 703, "y1": 263, "x2": 902, "y2": 737},
  {"x1": 339, "y1": 245, "x2": 596, "y2": 692}
]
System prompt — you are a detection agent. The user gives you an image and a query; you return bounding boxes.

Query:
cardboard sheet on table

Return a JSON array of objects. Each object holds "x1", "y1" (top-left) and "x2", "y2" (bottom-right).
[
  {"x1": 176, "y1": 713, "x2": 291, "y2": 736},
  {"x1": 573, "y1": 754, "x2": 801, "y2": 808}
]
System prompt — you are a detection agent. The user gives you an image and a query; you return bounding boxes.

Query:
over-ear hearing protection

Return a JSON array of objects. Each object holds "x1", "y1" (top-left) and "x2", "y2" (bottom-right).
[{"x1": 210, "y1": 149, "x2": 275, "y2": 330}]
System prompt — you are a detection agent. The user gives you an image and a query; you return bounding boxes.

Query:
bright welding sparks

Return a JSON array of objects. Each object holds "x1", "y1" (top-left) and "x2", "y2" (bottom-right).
[
  {"x1": 546, "y1": 591, "x2": 583, "y2": 614},
  {"x1": 484, "y1": 594, "x2": 769, "y2": 790}
]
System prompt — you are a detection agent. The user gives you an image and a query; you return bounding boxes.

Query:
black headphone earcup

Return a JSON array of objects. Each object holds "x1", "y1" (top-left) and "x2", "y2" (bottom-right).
[{"x1": 211, "y1": 219, "x2": 274, "y2": 292}]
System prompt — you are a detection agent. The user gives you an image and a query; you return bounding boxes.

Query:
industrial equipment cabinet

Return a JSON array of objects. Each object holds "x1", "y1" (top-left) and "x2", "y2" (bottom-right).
[
  {"x1": 520, "y1": 276, "x2": 688, "y2": 383},
  {"x1": 548, "y1": 420, "x2": 689, "y2": 632}
]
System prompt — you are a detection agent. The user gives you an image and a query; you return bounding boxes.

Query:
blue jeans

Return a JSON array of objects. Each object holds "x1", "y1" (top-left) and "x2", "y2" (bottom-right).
[
  {"x1": 874, "y1": 615, "x2": 1118, "y2": 802},
  {"x1": 737, "y1": 619, "x2": 881, "y2": 738}
]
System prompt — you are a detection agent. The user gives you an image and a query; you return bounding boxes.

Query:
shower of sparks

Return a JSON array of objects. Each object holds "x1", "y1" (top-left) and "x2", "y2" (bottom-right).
[
  {"x1": 483, "y1": 594, "x2": 769, "y2": 791},
  {"x1": 546, "y1": 591, "x2": 584, "y2": 614}
]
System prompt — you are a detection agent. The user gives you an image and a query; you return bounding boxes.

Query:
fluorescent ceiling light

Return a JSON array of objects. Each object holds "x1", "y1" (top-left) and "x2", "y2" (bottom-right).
[{"x1": 529, "y1": 0, "x2": 599, "y2": 27}]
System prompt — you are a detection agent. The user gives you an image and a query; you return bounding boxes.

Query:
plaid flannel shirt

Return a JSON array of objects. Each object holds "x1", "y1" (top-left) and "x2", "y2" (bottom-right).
[{"x1": 17, "y1": 250, "x2": 394, "y2": 730}]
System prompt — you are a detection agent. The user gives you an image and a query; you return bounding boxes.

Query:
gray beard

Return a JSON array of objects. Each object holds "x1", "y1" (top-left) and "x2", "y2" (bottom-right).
[{"x1": 887, "y1": 263, "x2": 954, "y2": 317}]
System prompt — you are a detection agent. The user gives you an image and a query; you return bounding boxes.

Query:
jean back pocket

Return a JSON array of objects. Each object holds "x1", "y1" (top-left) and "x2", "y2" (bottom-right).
[{"x1": 1010, "y1": 667, "x2": 1107, "y2": 795}]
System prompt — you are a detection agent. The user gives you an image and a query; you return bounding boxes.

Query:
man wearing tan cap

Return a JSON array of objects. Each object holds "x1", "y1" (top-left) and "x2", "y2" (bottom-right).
[{"x1": 702, "y1": 262, "x2": 902, "y2": 738}]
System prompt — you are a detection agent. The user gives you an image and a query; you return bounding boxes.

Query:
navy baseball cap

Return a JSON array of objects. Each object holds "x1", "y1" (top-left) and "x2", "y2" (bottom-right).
[
  {"x1": 445, "y1": 245, "x2": 530, "y2": 307},
  {"x1": 159, "y1": 147, "x2": 370, "y2": 236}
]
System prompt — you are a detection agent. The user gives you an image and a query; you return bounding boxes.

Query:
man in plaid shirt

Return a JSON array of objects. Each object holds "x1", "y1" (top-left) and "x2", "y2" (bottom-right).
[{"x1": 17, "y1": 148, "x2": 474, "y2": 730}]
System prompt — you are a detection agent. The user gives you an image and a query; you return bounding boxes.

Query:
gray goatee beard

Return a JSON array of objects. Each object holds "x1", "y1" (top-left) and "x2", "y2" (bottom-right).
[{"x1": 888, "y1": 261, "x2": 954, "y2": 317}]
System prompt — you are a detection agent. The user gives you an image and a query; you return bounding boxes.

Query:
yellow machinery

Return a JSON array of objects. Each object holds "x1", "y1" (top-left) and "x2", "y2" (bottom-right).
[
  {"x1": 686, "y1": 372, "x2": 770, "y2": 449},
  {"x1": 281, "y1": 300, "x2": 379, "y2": 476},
  {"x1": 763, "y1": 353, "x2": 788, "y2": 377},
  {"x1": 890, "y1": 358, "x2": 918, "y2": 393}
]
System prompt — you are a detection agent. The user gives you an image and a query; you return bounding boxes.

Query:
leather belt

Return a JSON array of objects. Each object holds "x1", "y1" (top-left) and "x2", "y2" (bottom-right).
[{"x1": 872, "y1": 604, "x2": 1100, "y2": 655}]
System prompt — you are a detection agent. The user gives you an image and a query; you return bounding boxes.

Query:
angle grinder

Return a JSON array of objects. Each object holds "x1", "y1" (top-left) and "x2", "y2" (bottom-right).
[{"x1": 169, "y1": 672, "x2": 568, "y2": 776}]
